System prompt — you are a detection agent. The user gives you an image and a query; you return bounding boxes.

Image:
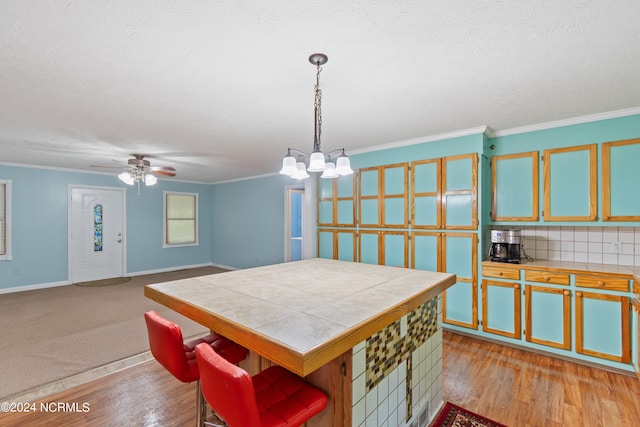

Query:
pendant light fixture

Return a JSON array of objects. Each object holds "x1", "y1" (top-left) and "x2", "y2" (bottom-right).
[{"x1": 279, "y1": 53, "x2": 353, "y2": 179}]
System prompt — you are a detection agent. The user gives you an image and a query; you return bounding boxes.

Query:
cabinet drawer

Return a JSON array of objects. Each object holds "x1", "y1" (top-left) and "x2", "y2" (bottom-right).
[
  {"x1": 483, "y1": 265, "x2": 520, "y2": 280},
  {"x1": 634, "y1": 280, "x2": 640, "y2": 296},
  {"x1": 524, "y1": 270, "x2": 570, "y2": 285},
  {"x1": 575, "y1": 275, "x2": 629, "y2": 292}
]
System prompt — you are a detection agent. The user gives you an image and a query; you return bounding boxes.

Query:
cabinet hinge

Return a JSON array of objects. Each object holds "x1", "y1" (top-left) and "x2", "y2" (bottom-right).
[{"x1": 541, "y1": 155, "x2": 544, "y2": 162}]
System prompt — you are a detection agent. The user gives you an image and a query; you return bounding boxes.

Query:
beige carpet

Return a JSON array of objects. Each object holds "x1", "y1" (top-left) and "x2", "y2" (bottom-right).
[{"x1": 0, "y1": 266, "x2": 227, "y2": 400}]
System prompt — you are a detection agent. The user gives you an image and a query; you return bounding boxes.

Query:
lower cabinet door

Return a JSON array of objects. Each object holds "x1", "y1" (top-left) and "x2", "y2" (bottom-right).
[
  {"x1": 524, "y1": 285, "x2": 571, "y2": 350},
  {"x1": 443, "y1": 281, "x2": 477, "y2": 329},
  {"x1": 442, "y1": 233, "x2": 478, "y2": 329},
  {"x1": 575, "y1": 291, "x2": 630, "y2": 363},
  {"x1": 482, "y1": 280, "x2": 521, "y2": 339}
]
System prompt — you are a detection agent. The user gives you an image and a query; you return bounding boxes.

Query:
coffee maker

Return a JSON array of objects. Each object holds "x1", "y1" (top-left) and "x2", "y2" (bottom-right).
[{"x1": 490, "y1": 229, "x2": 521, "y2": 264}]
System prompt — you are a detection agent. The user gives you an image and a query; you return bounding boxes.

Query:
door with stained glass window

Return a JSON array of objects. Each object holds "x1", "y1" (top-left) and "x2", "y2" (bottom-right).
[{"x1": 70, "y1": 187, "x2": 125, "y2": 283}]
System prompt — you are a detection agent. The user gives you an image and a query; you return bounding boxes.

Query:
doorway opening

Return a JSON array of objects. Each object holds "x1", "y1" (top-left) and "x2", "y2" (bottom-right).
[{"x1": 285, "y1": 188, "x2": 304, "y2": 262}]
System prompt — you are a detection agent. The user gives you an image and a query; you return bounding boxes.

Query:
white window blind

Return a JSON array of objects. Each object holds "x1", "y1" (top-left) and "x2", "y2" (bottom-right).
[{"x1": 164, "y1": 192, "x2": 198, "y2": 246}]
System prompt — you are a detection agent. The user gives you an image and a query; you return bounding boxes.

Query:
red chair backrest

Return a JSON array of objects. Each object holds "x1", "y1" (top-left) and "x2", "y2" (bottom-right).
[
  {"x1": 144, "y1": 310, "x2": 198, "y2": 383},
  {"x1": 195, "y1": 342, "x2": 262, "y2": 427}
]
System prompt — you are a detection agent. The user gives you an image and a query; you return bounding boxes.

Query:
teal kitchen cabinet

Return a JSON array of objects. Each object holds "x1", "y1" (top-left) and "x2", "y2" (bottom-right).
[
  {"x1": 481, "y1": 279, "x2": 521, "y2": 339},
  {"x1": 412, "y1": 232, "x2": 478, "y2": 329},
  {"x1": 481, "y1": 266, "x2": 571, "y2": 348},
  {"x1": 575, "y1": 274, "x2": 631, "y2": 364},
  {"x1": 443, "y1": 153, "x2": 478, "y2": 229},
  {"x1": 490, "y1": 151, "x2": 539, "y2": 222},
  {"x1": 543, "y1": 144, "x2": 597, "y2": 221},
  {"x1": 602, "y1": 138, "x2": 640, "y2": 222},
  {"x1": 524, "y1": 285, "x2": 572, "y2": 351},
  {"x1": 523, "y1": 270, "x2": 572, "y2": 350},
  {"x1": 317, "y1": 174, "x2": 356, "y2": 227},
  {"x1": 359, "y1": 163, "x2": 408, "y2": 228},
  {"x1": 317, "y1": 229, "x2": 356, "y2": 262},
  {"x1": 359, "y1": 230, "x2": 408, "y2": 267},
  {"x1": 411, "y1": 231, "x2": 440, "y2": 272},
  {"x1": 411, "y1": 159, "x2": 440, "y2": 228},
  {"x1": 411, "y1": 153, "x2": 478, "y2": 230}
]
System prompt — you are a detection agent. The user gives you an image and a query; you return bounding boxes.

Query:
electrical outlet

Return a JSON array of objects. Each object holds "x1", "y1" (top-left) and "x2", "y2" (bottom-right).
[{"x1": 13, "y1": 267, "x2": 20, "y2": 275}]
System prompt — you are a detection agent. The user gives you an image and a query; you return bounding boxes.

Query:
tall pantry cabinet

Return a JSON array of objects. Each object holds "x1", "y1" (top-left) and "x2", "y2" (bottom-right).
[{"x1": 317, "y1": 149, "x2": 480, "y2": 331}]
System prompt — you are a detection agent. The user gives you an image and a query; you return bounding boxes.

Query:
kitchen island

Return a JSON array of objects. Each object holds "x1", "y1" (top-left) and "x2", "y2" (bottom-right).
[{"x1": 145, "y1": 258, "x2": 456, "y2": 426}]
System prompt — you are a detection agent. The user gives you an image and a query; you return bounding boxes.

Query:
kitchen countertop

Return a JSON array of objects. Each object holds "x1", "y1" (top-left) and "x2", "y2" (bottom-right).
[
  {"x1": 145, "y1": 258, "x2": 456, "y2": 376},
  {"x1": 483, "y1": 259, "x2": 640, "y2": 280}
]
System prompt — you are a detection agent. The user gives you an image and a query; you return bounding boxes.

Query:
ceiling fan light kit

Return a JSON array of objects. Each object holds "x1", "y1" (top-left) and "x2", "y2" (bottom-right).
[
  {"x1": 92, "y1": 154, "x2": 175, "y2": 194},
  {"x1": 279, "y1": 53, "x2": 353, "y2": 180}
]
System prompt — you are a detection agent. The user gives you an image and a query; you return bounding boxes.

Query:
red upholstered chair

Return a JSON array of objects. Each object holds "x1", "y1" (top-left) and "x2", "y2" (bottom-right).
[
  {"x1": 144, "y1": 310, "x2": 248, "y2": 427},
  {"x1": 195, "y1": 342, "x2": 328, "y2": 427}
]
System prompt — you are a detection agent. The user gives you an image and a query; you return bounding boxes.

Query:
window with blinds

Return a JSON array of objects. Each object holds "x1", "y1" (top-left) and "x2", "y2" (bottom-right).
[
  {"x1": 164, "y1": 191, "x2": 198, "y2": 247},
  {"x1": 0, "y1": 180, "x2": 11, "y2": 260}
]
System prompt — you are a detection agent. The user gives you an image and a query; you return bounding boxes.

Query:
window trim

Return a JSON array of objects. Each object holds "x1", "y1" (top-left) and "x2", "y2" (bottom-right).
[
  {"x1": 0, "y1": 179, "x2": 12, "y2": 261},
  {"x1": 163, "y1": 191, "x2": 199, "y2": 248}
]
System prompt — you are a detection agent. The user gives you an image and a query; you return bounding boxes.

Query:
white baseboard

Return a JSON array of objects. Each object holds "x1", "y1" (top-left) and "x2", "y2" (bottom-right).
[
  {"x1": 0, "y1": 280, "x2": 71, "y2": 295},
  {"x1": 0, "y1": 262, "x2": 240, "y2": 294}
]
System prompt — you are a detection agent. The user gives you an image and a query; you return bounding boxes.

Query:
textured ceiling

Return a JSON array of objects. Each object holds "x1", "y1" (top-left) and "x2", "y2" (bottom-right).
[{"x1": 1, "y1": 1, "x2": 639, "y2": 183}]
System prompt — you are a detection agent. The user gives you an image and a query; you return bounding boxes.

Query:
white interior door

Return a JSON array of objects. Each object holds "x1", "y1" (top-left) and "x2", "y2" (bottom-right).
[{"x1": 70, "y1": 187, "x2": 125, "y2": 283}]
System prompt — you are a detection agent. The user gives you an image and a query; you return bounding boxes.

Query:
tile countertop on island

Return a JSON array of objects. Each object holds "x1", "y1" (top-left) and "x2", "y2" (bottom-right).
[
  {"x1": 483, "y1": 259, "x2": 640, "y2": 280},
  {"x1": 145, "y1": 258, "x2": 456, "y2": 377}
]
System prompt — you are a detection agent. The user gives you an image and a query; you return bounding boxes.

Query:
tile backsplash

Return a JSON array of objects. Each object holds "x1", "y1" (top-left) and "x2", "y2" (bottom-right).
[{"x1": 497, "y1": 226, "x2": 640, "y2": 267}]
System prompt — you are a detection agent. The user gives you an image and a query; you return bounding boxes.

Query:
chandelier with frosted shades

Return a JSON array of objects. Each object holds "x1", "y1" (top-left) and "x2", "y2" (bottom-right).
[{"x1": 279, "y1": 53, "x2": 353, "y2": 179}]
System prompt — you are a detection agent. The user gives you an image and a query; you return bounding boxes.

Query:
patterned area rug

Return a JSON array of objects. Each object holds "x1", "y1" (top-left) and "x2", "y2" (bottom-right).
[{"x1": 432, "y1": 402, "x2": 507, "y2": 427}]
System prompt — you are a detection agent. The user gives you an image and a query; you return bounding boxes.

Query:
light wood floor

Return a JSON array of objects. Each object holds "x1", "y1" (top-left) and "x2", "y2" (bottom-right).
[
  {"x1": 443, "y1": 331, "x2": 640, "y2": 426},
  {"x1": 1, "y1": 332, "x2": 639, "y2": 426}
]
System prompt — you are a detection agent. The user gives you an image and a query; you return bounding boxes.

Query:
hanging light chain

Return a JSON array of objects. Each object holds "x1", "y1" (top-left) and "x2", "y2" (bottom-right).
[{"x1": 314, "y1": 61, "x2": 323, "y2": 152}]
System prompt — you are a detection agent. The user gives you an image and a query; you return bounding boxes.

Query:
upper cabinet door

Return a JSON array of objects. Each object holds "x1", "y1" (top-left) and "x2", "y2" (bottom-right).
[
  {"x1": 411, "y1": 159, "x2": 442, "y2": 229},
  {"x1": 543, "y1": 144, "x2": 597, "y2": 221},
  {"x1": 317, "y1": 175, "x2": 356, "y2": 227},
  {"x1": 491, "y1": 152, "x2": 539, "y2": 221},
  {"x1": 442, "y1": 153, "x2": 478, "y2": 229},
  {"x1": 602, "y1": 138, "x2": 640, "y2": 222},
  {"x1": 359, "y1": 163, "x2": 408, "y2": 228}
]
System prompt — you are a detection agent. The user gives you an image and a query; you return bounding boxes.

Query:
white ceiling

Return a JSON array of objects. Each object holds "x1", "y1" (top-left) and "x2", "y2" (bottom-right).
[{"x1": 1, "y1": 1, "x2": 639, "y2": 183}]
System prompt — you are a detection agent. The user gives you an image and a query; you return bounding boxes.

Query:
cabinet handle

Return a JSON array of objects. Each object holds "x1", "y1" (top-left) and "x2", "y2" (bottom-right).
[
  {"x1": 498, "y1": 271, "x2": 503, "y2": 276},
  {"x1": 564, "y1": 290, "x2": 570, "y2": 296},
  {"x1": 544, "y1": 276, "x2": 550, "y2": 282},
  {"x1": 597, "y1": 281, "x2": 604, "y2": 286},
  {"x1": 515, "y1": 284, "x2": 520, "y2": 290}
]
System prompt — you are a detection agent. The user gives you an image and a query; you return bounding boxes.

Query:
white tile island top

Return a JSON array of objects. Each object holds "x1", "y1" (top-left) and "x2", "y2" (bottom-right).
[{"x1": 145, "y1": 258, "x2": 456, "y2": 377}]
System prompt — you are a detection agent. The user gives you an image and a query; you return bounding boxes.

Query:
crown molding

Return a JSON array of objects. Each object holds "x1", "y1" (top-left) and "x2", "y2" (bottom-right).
[
  {"x1": 348, "y1": 126, "x2": 489, "y2": 156},
  {"x1": 489, "y1": 107, "x2": 640, "y2": 138}
]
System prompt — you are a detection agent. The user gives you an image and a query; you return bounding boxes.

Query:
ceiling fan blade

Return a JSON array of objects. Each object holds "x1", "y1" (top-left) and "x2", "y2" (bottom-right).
[
  {"x1": 150, "y1": 165, "x2": 176, "y2": 172},
  {"x1": 151, "y1": 170, "x2": 177, "y2": 177}
]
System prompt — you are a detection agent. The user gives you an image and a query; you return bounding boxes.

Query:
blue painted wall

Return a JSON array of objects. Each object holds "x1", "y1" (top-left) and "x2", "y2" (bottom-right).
[
  {"x1": 210, "y1": 174, "x2": 291, "y2": 269},
  {"x1": 0, "y1": 164, "x2": 213, "y2": 291}
]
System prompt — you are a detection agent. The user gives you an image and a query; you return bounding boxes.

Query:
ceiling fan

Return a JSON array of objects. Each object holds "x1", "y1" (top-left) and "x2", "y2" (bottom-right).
[{"x1": 91, "y1": 154, "x2": 176, "y2": 193}]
